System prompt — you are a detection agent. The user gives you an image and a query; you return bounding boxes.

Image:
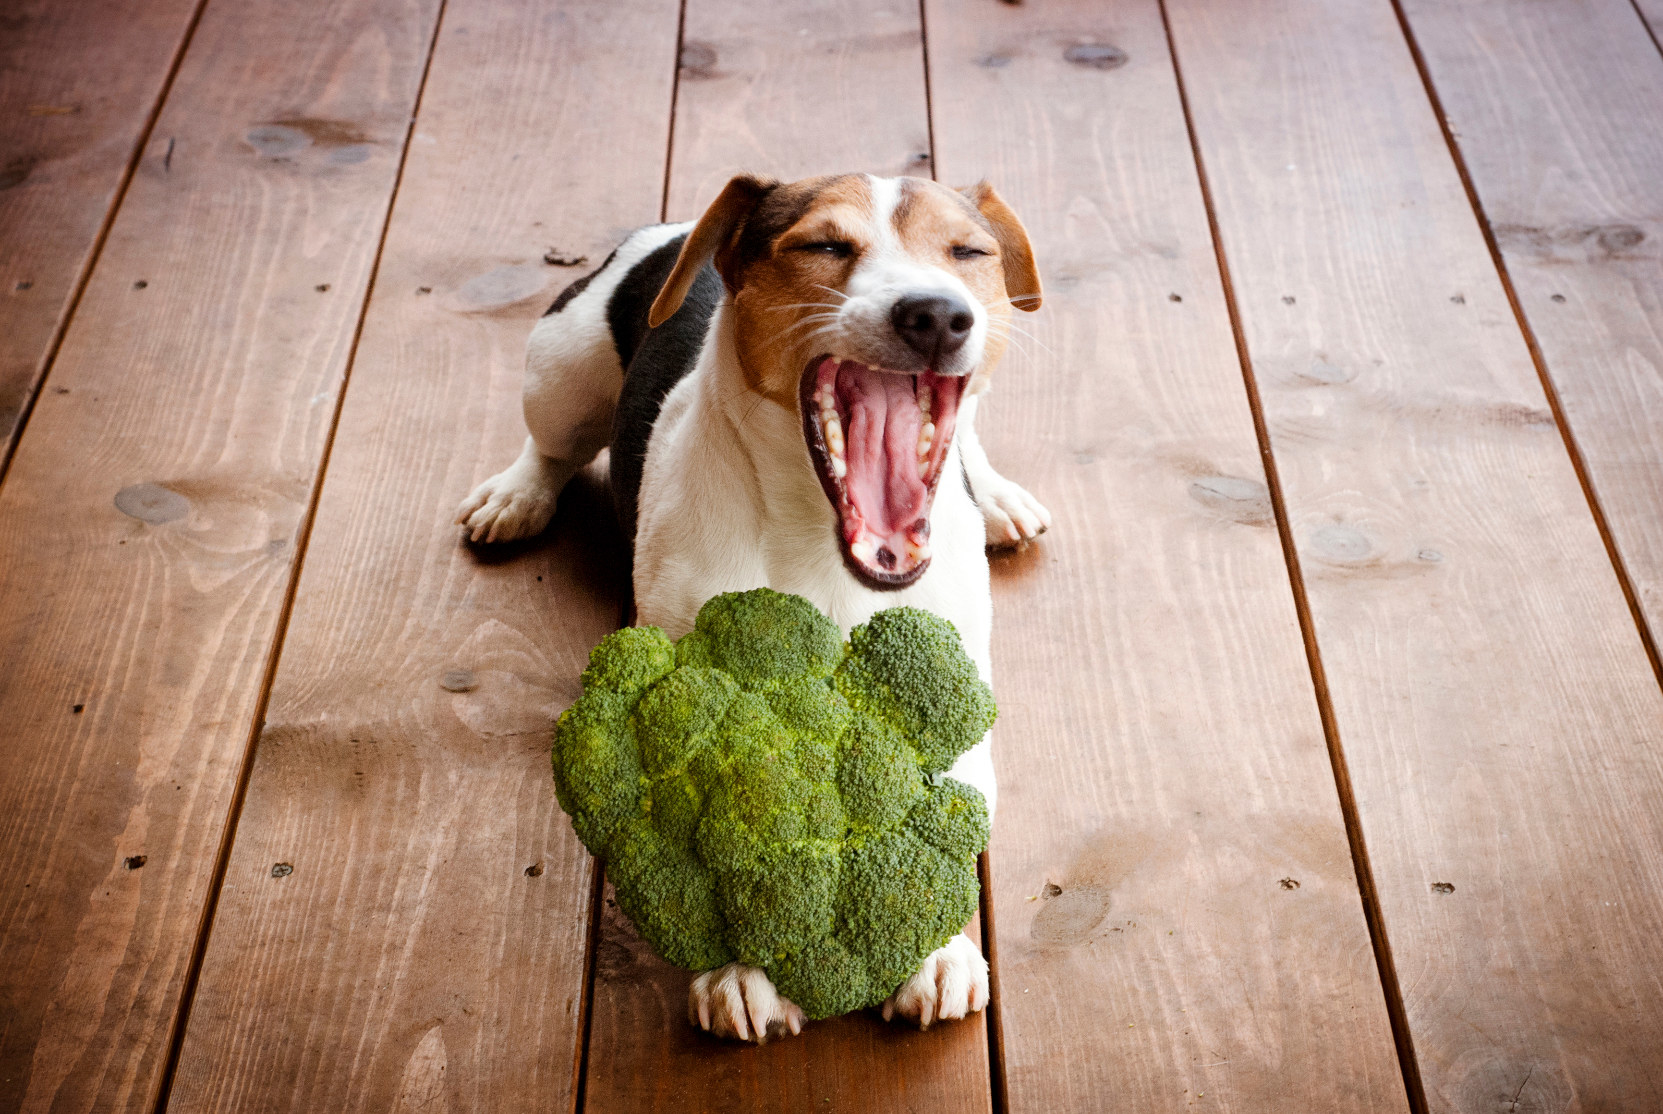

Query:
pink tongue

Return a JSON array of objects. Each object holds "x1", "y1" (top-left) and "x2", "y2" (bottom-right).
[{"x1": 841, "y1": 364, "x2": 925, "y2": 540}]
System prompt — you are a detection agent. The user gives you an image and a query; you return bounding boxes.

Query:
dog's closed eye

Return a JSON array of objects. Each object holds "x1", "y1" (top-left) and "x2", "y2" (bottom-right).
[{"x1": 794, "y1": 240, "x2": 856, "y2": 258}]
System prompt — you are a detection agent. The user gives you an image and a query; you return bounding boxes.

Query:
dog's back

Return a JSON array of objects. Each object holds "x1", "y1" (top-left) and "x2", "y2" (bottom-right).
[{"x1": 589, "y1": 231, "x2": 719, "y2": 542}]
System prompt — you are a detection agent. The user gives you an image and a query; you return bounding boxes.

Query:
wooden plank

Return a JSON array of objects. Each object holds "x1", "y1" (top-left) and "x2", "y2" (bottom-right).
[
  {"x1": 1636, "y1": 1, "x2": 1663, "y2": 38},
  {"x1": 581, "y1": 1, "x2": 995, "y2": 1110},
  {"x1": 923, "y1": 1, "x2": 1409, "y2": 1109},
  {"x1": 1395, "y1": 0, "x2": 1663, "y2": 671},
  {"x1": 0, "y1": 0, "x2": 203, "y2": 463},
  {"x1": 1162, "y1": 0, "x2": 1663, "y2": 1108},
  {"x1": 0, "y1": 0, "x2": 443, "y2": 1108},
  {"x1": 664, "y1": 0, "x2": 933, "y2": 219},
  {"x1": 160, "y1": 0, "x2": 680, "y2": 1110}
]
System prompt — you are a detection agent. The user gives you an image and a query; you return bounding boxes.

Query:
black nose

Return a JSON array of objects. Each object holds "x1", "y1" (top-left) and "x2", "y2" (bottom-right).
[{"x1": 890, "y1": 294, "x2": 974, "y2": 362}]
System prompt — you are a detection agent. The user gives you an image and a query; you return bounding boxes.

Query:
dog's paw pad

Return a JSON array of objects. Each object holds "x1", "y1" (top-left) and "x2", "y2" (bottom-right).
[
  {"x1": 882, "y1": 934, "x2": 989, "y2": 1029},
  {"x1": 976, "y1": 477, "x2": 1051, "y2": 548},
  {"x1": 688, "y1": 963, "x2": 805, "y2": 1043},
  {"x1": 454, "y1": 469, "x2": 558, "y2": 544}
]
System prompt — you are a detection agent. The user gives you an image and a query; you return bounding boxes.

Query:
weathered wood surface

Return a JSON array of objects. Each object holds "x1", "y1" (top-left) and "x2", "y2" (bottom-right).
[
  {"x1": 1396, "y1": 0, "x2": 1663, "y2": 673},
  {"x1": 924, "y1": 0, "x2": 1409, "y2": 1110},
  {"x1": 9, "y1": 0, "x2": 1663, "y2": 1107},
  {"x1": 162, "y1": 0, "x2": 680, "y2": 1110},
  {"x1": 0, "y1": 0, "x2": 203, "y2": 464},
  {"x1": 581, "y1": 1, "x2": 997, "y2": 1110},
  {"x1": 0, "y1": 0, "x2": 443, "y2": 1108},
  {"x1": 1165, "y1": 0, "x2": 1663, "y2": 1109},
  {"x1": 664, "y1": 0, "x2": 933, "y2": 221}
]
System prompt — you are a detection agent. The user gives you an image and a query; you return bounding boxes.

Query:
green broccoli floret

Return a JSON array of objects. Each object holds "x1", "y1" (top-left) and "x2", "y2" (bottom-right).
[
  {"x1": 551, "y1": 588, "x2": 994, "y2": 1020},
  {"x1": 834, "y1": 606, "x2": 997, "y2": 775}
]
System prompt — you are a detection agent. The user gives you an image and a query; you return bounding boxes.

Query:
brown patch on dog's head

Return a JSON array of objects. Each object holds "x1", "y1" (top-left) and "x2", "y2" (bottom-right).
[
  {"x1": 651, "y1": 174, "x2": 880, "y2": 407},
  {"x1": 958, "y1": 180, "x2": 1042, "y2": 313},
  {"x1": 726, "y1": 175, "x2": 878, "y2": 406},
  {"x1": 889, "y1": 178, "x2": 1041, "y2": 393},
  {"x1": 650, "y1": 172, "x2": 1042, "y2": 590},
  {"x1": 648, "y1": 173, "x2": 777, "y2": 329},
  {"x1": 650, "y1": 173, "x2": 1039, "y2": 407}
]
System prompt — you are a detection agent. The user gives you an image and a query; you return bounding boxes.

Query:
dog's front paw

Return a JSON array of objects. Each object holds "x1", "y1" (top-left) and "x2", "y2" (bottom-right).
[
  {"x1": 882, "y1": 934, "x2": 988, "y2": 1029},
  {"x1": 454, "y1": 464, "x2": 558, "y2": 544},
  {"x1": 688, "y1": 963, "x2": 806, "y2": 1043},
  {"x1": 974, "y1": 475, "x2": 1051, "y2": 548}
]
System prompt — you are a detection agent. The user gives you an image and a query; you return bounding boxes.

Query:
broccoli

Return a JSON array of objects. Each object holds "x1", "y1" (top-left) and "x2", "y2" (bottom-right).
[{"x1": 552, "y1": 588, "x2": 994, "y2": 1019}]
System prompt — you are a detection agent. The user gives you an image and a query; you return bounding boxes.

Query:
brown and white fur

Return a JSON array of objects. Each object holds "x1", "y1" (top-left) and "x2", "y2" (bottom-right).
[{"x1": 456, "y1": 173, "x2": 1048, "y2": 1042}]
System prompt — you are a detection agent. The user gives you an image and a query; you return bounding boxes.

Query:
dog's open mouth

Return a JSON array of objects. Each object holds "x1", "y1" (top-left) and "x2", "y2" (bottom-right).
[{"x1": 800, "y1": 355, "x2": 965, "y2": 589}]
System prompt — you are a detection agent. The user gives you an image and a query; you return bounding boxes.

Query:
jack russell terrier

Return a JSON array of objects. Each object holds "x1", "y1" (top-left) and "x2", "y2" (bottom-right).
[{"x1": 457, "y1": 173, "x2": 1048, "y2": 1042}]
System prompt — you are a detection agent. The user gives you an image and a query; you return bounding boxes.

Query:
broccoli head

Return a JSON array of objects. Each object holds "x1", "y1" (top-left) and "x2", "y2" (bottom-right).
[{"x1": 551, "y1": 587, "x2": 994, "y2": 1019}]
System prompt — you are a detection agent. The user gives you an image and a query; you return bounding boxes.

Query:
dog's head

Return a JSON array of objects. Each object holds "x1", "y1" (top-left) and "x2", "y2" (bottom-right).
[{"x1": 649, "y1": 173, "x2": 1041, "y2": 590}]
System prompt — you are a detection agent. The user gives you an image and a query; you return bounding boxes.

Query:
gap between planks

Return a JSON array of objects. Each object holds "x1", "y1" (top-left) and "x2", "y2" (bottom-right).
[
  {"x1": 572, "y1": 856, "x2": 608, "y2": 1113},
  {"x1": 148, "y1": 2, "x2": 455, "y2": 1108},
  {"x1": 1631, "y1": 0, "x2": 1663, "y2": 62},
  {"x1": 1155, "y1": 1, "x2": 1430, "y2": 1111},
  {"x1": 976, "y1": 853, "x2": 1009, "y2": 1114},
  {"x1": 916, "y1": 0, "x2": 939, "y2": 178},
  {"x1": 0, "y1": 0, "x2": 213, "y2": 491},
  {"x1": 657, "y1": 0, "x2": 690, "y2": 225},
  {"x1": 1386, "y1": 0, "x2": 1663, "y2": 696}
]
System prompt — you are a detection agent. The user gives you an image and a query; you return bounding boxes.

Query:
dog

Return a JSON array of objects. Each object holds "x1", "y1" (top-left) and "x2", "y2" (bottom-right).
[{"x1": 456, "y1": 173, "x2": 1048, "y2": 1041}]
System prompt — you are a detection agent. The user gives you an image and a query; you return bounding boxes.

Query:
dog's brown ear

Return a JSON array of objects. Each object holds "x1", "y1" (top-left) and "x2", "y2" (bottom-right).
[
  {"x1": 649, "y1": 174, "x2": 778, "y2": 328},
  {"x1": 962, "y1": 181, "x2": 1042, "y2": 312}
]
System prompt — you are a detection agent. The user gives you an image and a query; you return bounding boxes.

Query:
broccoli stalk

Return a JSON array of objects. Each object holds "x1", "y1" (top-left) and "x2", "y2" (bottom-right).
[{"x1": 552, "y1": 588, "x2": 994, "y2": 1019}]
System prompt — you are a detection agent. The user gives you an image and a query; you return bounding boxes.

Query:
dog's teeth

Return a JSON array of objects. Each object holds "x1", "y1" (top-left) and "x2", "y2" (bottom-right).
[
  {"x1": 906, "y1": 540, "x2": 931, "y2": 563},
  {"x1": 831, "y1": 455, "x2": 847, "y2": 479}
]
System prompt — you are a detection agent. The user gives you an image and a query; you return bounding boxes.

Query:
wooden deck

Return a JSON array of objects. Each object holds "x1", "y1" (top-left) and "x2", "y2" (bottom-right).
[{"x1": 3, "y1": 0, "x2": 1661, "y2": 1110}]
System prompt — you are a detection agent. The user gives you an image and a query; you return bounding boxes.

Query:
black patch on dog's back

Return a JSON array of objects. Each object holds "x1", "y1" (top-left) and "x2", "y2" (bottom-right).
[{"x1": 607, "y1": 232, "x2": 722, "y2": 541}]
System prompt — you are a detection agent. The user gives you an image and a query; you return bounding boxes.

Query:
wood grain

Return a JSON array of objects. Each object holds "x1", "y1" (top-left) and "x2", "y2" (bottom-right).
[
  {"x1": 581, "y1": 1, "x2": 995, "y2": 1110},
  {"x1": 664, "y1": 0, "x2": 933, "y2": 221},
  {"x1": 0, "y1": 0, "x2": 443, "y2": 1109},
  {"x1": 1164, "y1": 0, "x2": 1663, "y2": 1108},
  {"x1": 0, "y1": 0, "x2": 203, "y2": 462},
  {"x1": 160, "y1": 0, "x2": 680, "y2": 1110},
  {"x1": 1394, "y1": 0, "x2": 1663, "y2": 669},
  {"x1": 924, "y1": 1, "x2": 1409, "y2": 1109}
]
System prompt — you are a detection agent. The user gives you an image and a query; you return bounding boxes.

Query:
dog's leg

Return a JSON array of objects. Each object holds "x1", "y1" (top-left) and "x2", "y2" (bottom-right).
[
  {"x1": 880, "y1": 593, "x2": 993, "y2": 1031},
  {"x1": 688, "y1": 962, "x2": 806, "y2": 1043},
  {"x1": 455, "y1": 298, "x2": 621, "y2": 542},
  {"x1": 458, "y1": 224, "x2": 690, "y2": 542},
  {"x1": 883, "y1": 934, "x2": 989, "y2": 1028},
  {"x1": 958, "y1": 394, "x2": 1052, "y2": 547}
]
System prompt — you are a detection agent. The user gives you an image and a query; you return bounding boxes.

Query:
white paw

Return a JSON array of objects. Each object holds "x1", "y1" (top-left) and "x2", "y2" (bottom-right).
[
  {"x1": 453, "y1": 465, "x2": 558, "y2": 544},
  {"x1": 882, "y1": 934, "x2": 988, "y2": 1029},
  {"x1": 688, "y1": 963, "x2": 806, "y2": 1043},
  {"x1": 974, "y1": 475, "x2": 1051, "y2": 548}
]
